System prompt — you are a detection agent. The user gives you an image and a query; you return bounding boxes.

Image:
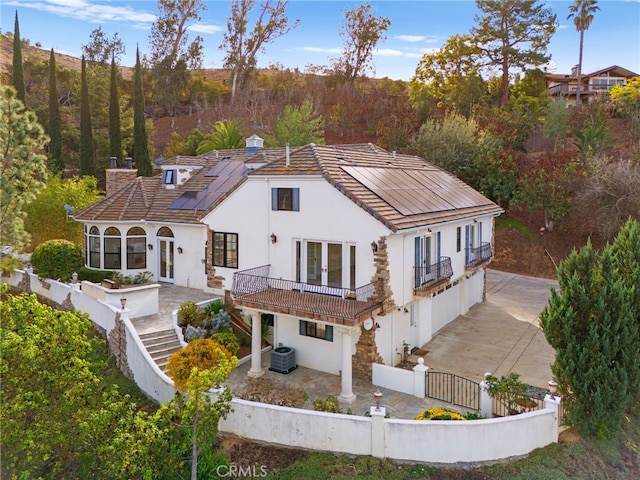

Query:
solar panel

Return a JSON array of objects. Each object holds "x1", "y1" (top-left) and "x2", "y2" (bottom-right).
[
  {"x1": 341, "y1": 166, "x2": 491, "y2": 216},
  {"x1": 169, "y1": 174, "x2": 246, "y2": 210},
  {"x1": 205, "y1": 160, "x2": 248, "y2": 177}
]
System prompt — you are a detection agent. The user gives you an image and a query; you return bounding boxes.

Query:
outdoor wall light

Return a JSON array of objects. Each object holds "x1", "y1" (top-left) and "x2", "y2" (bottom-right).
[
  {"x1": 271, "y1": 233, "x2": 277, "y2": 244},
  {"x1": 370, "y1": 241, "x2": 378, "y2": 253},
  {"x1": 120, "y1": 296, "x2": 127, "y2": 310},
  {"x1": 147, "y1": 244, "x2": 153, "y2": 251},
  {"x1": 548, "y1": 380, "x2": 558, "y2": 396},
  {"x1": 373, "y1": 389, "x2": 383, "y2": 411},
  {"x1": 426, "y1": 228, "x2": 432, "y2": 235},
  {"x1": 177, "y1": 247, "x2": 183, "y2": 254}
]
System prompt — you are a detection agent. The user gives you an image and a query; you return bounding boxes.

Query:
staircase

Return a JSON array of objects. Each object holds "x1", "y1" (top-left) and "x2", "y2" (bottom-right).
[{"x1": 139, "y1": 329, "x2": 182, "y2": 371}]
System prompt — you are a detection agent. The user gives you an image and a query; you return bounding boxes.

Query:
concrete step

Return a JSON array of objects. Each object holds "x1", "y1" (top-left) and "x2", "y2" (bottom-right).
[
  {"x1": 146, "y1": 339, "x2": 181, "y2": 353},
  {"x1": 139, "y1": 329, "x2": 176, "y2": 342},
  {"x1": 151, "y1": 347, "x2": 181, "y2": 361}
]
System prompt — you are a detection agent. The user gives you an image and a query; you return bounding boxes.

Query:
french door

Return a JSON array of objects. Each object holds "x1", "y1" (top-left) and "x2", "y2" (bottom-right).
[
  {"x1": 297, "y1": 241, "x2": 354, "y2": 290},
  {"x1": 158, "y1": 239, "x2": 174, "y2": 282}
]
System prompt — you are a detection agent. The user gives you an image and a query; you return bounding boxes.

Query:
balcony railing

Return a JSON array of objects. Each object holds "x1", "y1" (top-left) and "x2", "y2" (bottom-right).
[
  {"x1": 414, "y1": 257, "x2": 453, "y2": 290},
  {"x1": 231, "y1": 265, "x2": 381, "y2": 325},
  {"x1": 466, "y1": 242, "x2": 493, "y2": 267},
  {"x1": 548, "y1": 83, "x2": 617, "y2": 96}
]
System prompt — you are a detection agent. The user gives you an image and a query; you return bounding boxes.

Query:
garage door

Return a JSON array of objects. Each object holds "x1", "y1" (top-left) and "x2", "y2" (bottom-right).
[{"x1": 432, "y1": 283, "x2": 461, "y2": 334}]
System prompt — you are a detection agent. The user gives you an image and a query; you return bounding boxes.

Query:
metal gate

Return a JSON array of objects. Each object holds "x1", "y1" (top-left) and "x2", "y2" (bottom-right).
[{"x1": 426, "y1": 371, "x2": 480, "y2": 411}]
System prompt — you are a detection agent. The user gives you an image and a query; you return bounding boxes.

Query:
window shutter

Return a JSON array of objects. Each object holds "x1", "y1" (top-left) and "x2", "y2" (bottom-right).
[
  {"x1": 271, "y1": 188, "x2": 278, "y2": 210},
  {"x1": 299, "y1": 320, "x2": 306, "y2": 335},
  {"x1": 292, "y1": 188, "x2": 300, "y2": 211},
  {"x1": 325, "y1": 325, "x2": 333, "y2": 342}
]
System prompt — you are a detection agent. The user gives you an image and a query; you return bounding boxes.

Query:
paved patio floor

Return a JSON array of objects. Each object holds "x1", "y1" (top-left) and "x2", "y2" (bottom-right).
[{"x1": 131, "y1": 269, "x2": 559, "y2": 418}]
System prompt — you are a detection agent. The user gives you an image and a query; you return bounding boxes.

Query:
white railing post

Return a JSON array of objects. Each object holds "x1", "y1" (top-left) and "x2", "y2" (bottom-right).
[
  {"x1": 544, "y1": 393, "x2": 562, "y2": 440},
  {"x1": 369, "y1": 406, "x2": 386, "y2": 458},
  {"x1": 480, "y1": 372, "x2": 493, "y2": 418},
  {"x1": 413, "y1": 358, "x2": 427, "y2": 399}
]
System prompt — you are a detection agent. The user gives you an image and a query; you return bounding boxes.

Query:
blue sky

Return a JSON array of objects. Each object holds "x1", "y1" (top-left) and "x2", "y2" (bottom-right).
[{"x1": 2, "y1": 0, "x2": 639, "y2": 81}]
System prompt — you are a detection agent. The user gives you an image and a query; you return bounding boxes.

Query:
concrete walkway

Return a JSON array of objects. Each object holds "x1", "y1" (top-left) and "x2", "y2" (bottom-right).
[{"x1": 131, "y1": 269, "x2": 559, "y2": 418}]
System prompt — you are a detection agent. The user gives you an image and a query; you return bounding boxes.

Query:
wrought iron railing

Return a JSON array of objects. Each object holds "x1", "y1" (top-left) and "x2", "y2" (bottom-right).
[
  {"x1": 549, "y1": 83, "x2": 616, "y2": 95},
  {"x1": 414, "y1": 257, "x2": 453, "y2": 289},
  {"x1": 466, "y1": 242, "x2": 492, "y2": 266},
  {"x1": 231, "y1": 265, "x2": 380, "y2": 321}
]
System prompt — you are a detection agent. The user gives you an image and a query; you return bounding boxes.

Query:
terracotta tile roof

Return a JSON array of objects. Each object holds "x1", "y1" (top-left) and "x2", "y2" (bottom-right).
[{"x1": 73, "y1": 143, "x2": 503, "y2": 231}]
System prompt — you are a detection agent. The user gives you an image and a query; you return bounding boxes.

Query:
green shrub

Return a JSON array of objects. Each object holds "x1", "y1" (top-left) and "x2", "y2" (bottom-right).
[
  {"x1": 0, "y1": 255, "x2": 23, "y2": 276},
  {"x1": 210, "y1": 331, "x2": 240, "y2": 356},
  {"x1": 203, "y1": 299, "x2": 224, "y2": 317},
  {"x1": 177, "y1": 301, "x2": 205, "y2": 328},
  {"x1": 111, "y1": 271, "x2": 153, "y2": 285},
  {"x1": 30, "y1": 239, "x2": 82, "y2": 282},
  {"x1": 204, "y1": 310, "x2": 231, "y2": 332},
  {"x1": 313, "y1": 395, "x2": 343, "y2": 413},
  {"x1": 77, "y1": 267, "x2": 114, "y2": 283}
]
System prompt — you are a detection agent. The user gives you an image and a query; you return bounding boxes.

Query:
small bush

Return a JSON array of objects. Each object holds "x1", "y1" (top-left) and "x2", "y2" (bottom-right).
[
  {"x1": 77, "y1": 267, "x2": 114, "y2": 283},
  {"x1": 463, "y1": 411, "x2": 485, "y2": 420},
  {"x1": 177, "y1": 301, "x2": 205, "y2": 328},
  {"x1": 415, "y1": 408, "x2": 466, "y2": 421},
  {"x1": 30, "y1": 239, "x2": 82, "y2": 282},
  {"x1": 313, "y1": 395, "x2": 343, "y2": 413},
  {"x1": 184, "y1": 325, "x2": 206, "y2": 342},
  {"x1": 210, "y1": 331, "x2": 240, "y2": 356},
  {"x1": 111, "y1": 271, "x2": 153, "y2": 285},
  {"x1": 0, "y1": 255, "x2": 23, "y2": 276},
  {"x1": 203, "y1": 299, "x2": 224, "y2": 318},
  {"x1": 205, "y1": 310, "x2": 231, "y2": 333}
]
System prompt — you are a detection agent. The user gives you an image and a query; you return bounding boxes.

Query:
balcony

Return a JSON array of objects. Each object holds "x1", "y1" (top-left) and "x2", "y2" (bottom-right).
[
  {"x1": 414, "y1": 257, "x2": 453, "y2": 297},
  {"x1": 465, "y1": 242, "x2": 493, "y2": 272},
  {"x1": 231, "y1": 265, "x2": 381, "y2": 327},
  {"x1": 548, "y1": 83, "x2": 616, "y2": 96}
]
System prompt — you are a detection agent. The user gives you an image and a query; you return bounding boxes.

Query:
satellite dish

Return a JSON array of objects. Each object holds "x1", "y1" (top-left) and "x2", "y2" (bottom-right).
[
  {"x1": 538, "y1": 60, "x2": 557, "y2": 73},
  {"x1": 63, "y1": 204, "x2": 74, "y2": 212}
]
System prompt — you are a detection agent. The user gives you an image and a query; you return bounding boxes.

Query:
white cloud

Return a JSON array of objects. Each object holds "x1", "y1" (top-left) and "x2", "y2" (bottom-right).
[
  {"x1": 297, "y1": 46, "x2": 342, "y2": 54},
  {"x1": 188, "y1": 24, "x2": 223, "y2": 35},
  {"x1": 374, "y1": 48, "x2": 405, "y2": 58},
  {"x1": 557, "y1": 24, "x2": 570, "y2": 31},
  {"x1": 5, "y1": 0, "x2": 156, "y2": 24},
  {"x1": 395, "y1": 35, "x2": 426, "y2": 42}
]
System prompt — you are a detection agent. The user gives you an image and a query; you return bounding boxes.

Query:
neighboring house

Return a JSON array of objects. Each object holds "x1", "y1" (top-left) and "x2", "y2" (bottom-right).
[
  {"x1": 72, "y1": 137, "x2": 503, "y2": 402},
  {"x1": 546, "y1": 65, "x2": 638, "y2": 105}
]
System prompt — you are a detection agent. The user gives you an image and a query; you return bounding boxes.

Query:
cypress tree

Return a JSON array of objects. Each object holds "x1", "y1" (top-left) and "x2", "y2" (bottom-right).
[
  {"x1": 109, "y1": 56, "x2": 122, "y2": 163},
  {"x1": 79, "y1": 55, "x2": 95, "y2": 176},
  {"x1": 48, "y1": 49, "x2": 64, "y2": 174},
  {"x1": 541, "y1": 230, "x2": 640, "y2": 439},
  {"x1": 133, "y1": 47, "x2": 152, "y2": 177},
  {"x1": 12, "y1": 11, "x2": 26, "y2": 104}
]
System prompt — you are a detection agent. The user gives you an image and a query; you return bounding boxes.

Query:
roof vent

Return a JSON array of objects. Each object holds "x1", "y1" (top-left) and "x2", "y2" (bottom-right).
[
  {"x1": 245, "y1": 134, "x2": 264, "y2": 155},
  {"x1": 285, "y1": 144, "x2": 290, "y2": 167}
]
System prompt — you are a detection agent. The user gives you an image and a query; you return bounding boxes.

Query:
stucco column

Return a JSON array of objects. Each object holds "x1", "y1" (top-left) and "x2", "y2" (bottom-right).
[
  {"x1": 247, "y1": 310, "x2": 264, "y2": 378},
  {"x1": 338, "y1": 327, "x2": 356, "y2": 404}
]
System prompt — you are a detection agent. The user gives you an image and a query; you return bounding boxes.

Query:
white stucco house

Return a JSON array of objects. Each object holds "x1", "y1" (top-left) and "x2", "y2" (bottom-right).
[{"x1": 72, "y1": 136, "x2": 503, "y2": 402}]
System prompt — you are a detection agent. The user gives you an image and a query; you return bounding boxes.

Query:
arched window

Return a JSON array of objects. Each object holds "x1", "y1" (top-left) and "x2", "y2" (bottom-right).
[
  {"x1": 157, "y1": 226, "x2": 174, "y2": 238},
  {"x1": 87, "y1": 226, "x2": 101, "y2": 268},
  {"x1": 127, "y1": 227, "x2": 146, "y2": 269},
  {"x1": 104, "y1": 227, "x2": 121, "y2": 269}
]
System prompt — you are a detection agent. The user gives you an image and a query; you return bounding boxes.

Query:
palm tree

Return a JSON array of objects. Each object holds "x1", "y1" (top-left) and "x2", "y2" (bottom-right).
[{"x1": 568, "y1": 0, "x2": 599, "y2": 110}]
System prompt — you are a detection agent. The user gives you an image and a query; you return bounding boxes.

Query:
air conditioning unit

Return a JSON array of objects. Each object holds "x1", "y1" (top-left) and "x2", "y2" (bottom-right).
[{"x1": 269, "y1": 346, "x2": 297, "y2": 374}]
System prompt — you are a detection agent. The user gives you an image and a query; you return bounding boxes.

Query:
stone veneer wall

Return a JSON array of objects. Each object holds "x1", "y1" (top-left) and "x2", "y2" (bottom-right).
[
  {"x1": 352, "y1": 325, "x2": 384, "y2": 382},
  {"x1": 352, "y1": 236, "x2": 396, "y2": 381},
  {"x1": 370, "y1": 237, "x2": 396, "y2": 315},
  {"x1": 108, "y1": 313, "x2": 134, "y2": 380},
  {"x1": 206, "y1": 229, "x2": 225, "y2": 289}
]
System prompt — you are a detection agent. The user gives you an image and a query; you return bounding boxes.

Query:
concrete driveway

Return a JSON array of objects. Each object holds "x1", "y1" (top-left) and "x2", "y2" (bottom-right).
[{"x1": 421, "y1": 269, "x2": 559, "y2": 389}]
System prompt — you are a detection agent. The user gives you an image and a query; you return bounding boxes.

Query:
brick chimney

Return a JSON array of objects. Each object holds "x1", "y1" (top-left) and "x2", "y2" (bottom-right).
[{"x1": 106, "y1": 157, "x2": 138, "y2": 195}]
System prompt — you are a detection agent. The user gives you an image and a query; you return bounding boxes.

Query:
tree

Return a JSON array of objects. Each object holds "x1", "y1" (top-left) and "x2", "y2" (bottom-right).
[
  {"x1": 331, "y1": 2, "x2": 390, "y2": 82},
  {"x1": 48, "y1": 49, "x2": 64, "y2": 174},
  {"x1": 221, "y1": 0, "x2": 299, "y2": 101},
  {"x1": 610, "y1": 77, "x2": 640, "y2": 141},
  {"x1": 540, "y1": 223, "x2": 640, "y2": 438},
  {"x1": 24, "y1": 175, "x2": 100, "y2": 249},
  {"x1": 148, "y1": 0, "x2": 206, "y2": 114},
  {"x1": 265, "y1": 96, "x2": 325, "y2": 147},
  {"x1": 109, "y1": 56, "x2": 123, "y2": 163},
  {"x1": 12, "y1": 11, "x2": 26, "y2": 104},
  {"x1": 133, "y1": 47, "x2": 152, "y2": 176},
  {"x1": 196, "y1": 120, "x2": 245, "y2": 153},
  {"x1": 568, "y1": 0, "x2": 599, "y2": 110},
  {"x1": 166, "y1": 338, "x2": 237, "y2": 480},
  {"x1": 0, "y1": 86, "x2": 48, "y2": 251},
  {"x1": 79, "y1": 55, "x2": 95, "y2": 176},
  {"x1": 471, "y1": 0, "x2": 557, "y2": 106},
  {"x1": 543, "y1": 99, "x2": 570, "y2": 151},
  {"x1": 82, "y1": 26, "x2": 126, "y2": 65},
  {"x1": 410, "y1": 34, "x2": 486, "y2": 118}
]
